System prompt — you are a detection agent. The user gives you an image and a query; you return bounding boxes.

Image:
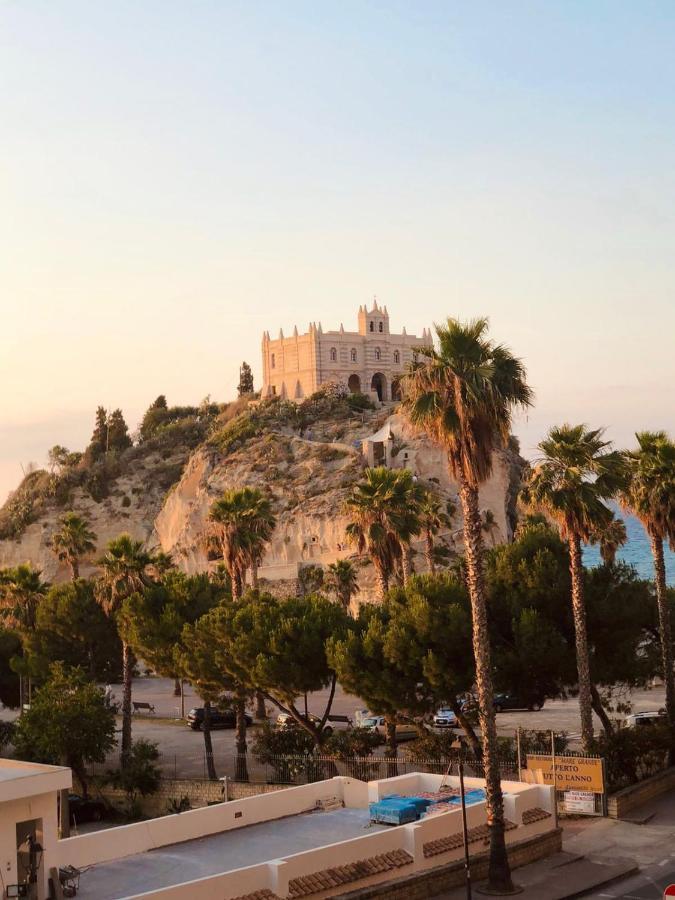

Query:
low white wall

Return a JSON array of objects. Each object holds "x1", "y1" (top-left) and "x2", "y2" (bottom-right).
[
  {"x1": 120, "y1": 861, "x2": 275, "y2": 900},
  {"x1": 57, "y1": 778, "x2": 348, "y2": 870},
  {"x1": 66, "y1": 774, "x2": 556, "y2": 900}
]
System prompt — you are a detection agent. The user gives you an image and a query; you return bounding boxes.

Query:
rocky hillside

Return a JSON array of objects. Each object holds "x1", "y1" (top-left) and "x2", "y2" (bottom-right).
[{"x1": 0, "y1": 393, "x2": 525, "y2": 601}]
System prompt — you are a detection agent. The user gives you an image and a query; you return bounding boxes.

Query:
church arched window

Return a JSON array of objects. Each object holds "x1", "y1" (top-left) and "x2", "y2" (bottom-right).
[
  {"x1": 379, "y1": 321, "x2": 383, "y2": 332},
  {"x1": 375, "y1": 347, "x2": 381, "y2": 361},
  {"x1": 330, "y1": 347, "x2": 337, "y2": 362},
  {"x1": 369, "y1": 321, "x2": 374, "y2": 332},
  {"x1": 394, "y1": 350, "x2": 400, "y2": 364},
  {"x1": 350, "y1": 348, "x2": 357, "y2": 362}
]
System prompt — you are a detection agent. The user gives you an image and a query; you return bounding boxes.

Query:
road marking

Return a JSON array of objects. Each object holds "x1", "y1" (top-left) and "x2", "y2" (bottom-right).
[{"x1": 660, "y1": 858, "x2": 671, "y2": 865}]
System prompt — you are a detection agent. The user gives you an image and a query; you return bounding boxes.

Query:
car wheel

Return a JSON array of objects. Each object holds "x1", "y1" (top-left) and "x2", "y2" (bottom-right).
[
  {"x1": 494, "y1": 704, "x2": 503, "y2": 713},
  {"x1": 530, "y1": 701, "x2": 542, "y2": 711},
  {"x1": 91, "y1": 808, "x2": 102, "y2": 822},
  {"x1": 323, "y1": 726, "x2": 333, "y2": 736}
]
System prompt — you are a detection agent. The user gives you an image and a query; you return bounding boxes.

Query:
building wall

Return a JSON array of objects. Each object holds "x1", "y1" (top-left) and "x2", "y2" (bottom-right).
[
  {"x1": 262, "y1": 304, "x2": 430, "y2": 402},
  {"x1": 0, "y1": 791, "x2": 60, "y2": 900}
]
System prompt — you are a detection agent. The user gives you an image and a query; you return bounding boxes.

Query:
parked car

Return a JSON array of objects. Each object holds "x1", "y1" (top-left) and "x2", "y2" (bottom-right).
[
  {"x1": 186, "y1": 707, "x2": 253, "y2": 730},
  {"x1": 492, "y1": 693, "x2": 545, "y2": 713},
  {"x1": 360, "y1": 715, "x2": 418, "y2": 742},
  {"x1": 623, "y1": 710, "x2": 666, "y2": 728},
  {"x1": 275, "y1": 712, "x2": 353, "y2": 735},
  {"x1": 433, "y1": 708, "x2": 459, "y2": 729},
  {"x1": 68, "y1": 793, "x2": 106, "y2": 825}
]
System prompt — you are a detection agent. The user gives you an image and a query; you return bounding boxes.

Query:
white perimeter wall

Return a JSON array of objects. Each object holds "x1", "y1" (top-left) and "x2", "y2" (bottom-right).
[{"x1": 57, "y1": 774, "x2": 554, "y2": 900}]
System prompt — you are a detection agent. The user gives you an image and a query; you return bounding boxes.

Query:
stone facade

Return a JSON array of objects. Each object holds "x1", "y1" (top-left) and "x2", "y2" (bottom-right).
[{"x1": 261, "y1": 301, "x2": 431, "y2": 402}]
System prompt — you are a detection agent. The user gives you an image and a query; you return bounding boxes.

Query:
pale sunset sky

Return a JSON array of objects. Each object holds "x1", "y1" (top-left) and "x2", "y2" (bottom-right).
[{"x1": 1, "y1": 2, "x2": 674, "y2": 501}]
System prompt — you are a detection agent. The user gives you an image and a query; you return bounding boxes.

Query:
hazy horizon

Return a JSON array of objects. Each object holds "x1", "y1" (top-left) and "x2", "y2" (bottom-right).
[{"x1": 2, "y1": 2, "x2": 674, "y2": 502}]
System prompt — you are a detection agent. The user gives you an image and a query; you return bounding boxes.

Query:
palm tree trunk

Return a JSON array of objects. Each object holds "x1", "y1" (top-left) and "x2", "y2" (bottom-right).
[
  {"x1": 173, "y1": 678, "x2": 181, "y2": 697},
  {"x1": 235, "y1": 691, "x2": 249, "y2": 781},
  {"x1": 400, "y1": 543, "x2": 412, "y2": 585},
  {"x1": 71, "y1": 558, "x2": 79, "y2": 580},
  {"x1": 651, "y1": 535, "x2": 675, "y2": 747},
  {"x1": 202, "y1": 701, "x2": 217, "y2": 781},
  {"x1": 568, "y1": 534, "x2": 594, "y2": 750},
  {"x1": 121, "y1": 641, "x2": 133, "y2": 769},
  {"x1": 374, "y1": 559, "x2": 389, "y2": 600},
  {"x1": 230, "y1": 564, "x2": 242, "y2": 601},
  {"x1": 384, "y1": 715, "x2": 398, "y2": 778},
  {"x1": 255, "y1": 691, "x2": 266, "y2": 720},
  {"x1": 459, "y1": 480, "x2": 513, "y2": 893},
  {"x1": 425, "y1": 530, "x2": 435, "y2": 573},
  {"x1": 250, "y1": 561, "x2": 259, "y2": 591}
]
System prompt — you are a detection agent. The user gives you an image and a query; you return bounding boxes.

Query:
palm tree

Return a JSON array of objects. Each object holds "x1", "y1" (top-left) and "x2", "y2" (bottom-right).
[
  {"x1": 97, "y1": 534, "x2": 154, "y2": 767},
  {"x1": 481, "y1": 509, "x2": 500, "y2": 548},
  {"x1": 0, "y1": 564, "x2": 48, "y2": 633},
  {"x1": 51, "y1": 512, "x2": 97, "y2": 579},
  {"x1": 240, "y1": 489, "x2": 276, "y2": 589},
  {"x1": 522, "y1": 424, "x2": 625, "y2": 751},
  {"x1": 0, "y1": 564, "x2": 48, "y2": 706},
  {"x1": 325, "y1": 560, "x2": 359, "y2": 611},
  {"x1": 209, "y1": 489, "x2": 259, "y2": 600},
  {"x1": 401, "y1": 317, "x2": 532, "y2": 893},
  {"x1": 344, "y1": 467, "x2": 422, "y2": 598},
  {"x1": 620, "y1": 431, "x2": 675, "y2": 733},
  {"x1": 591, "y1": 514, "x2": 627, "y2": 566},
  {"x1": 209, "y1": 488, "x2": 274, "y2": 723},
  {"x1": 419, "y1": 491, "x2": 454, "y2": 573}
]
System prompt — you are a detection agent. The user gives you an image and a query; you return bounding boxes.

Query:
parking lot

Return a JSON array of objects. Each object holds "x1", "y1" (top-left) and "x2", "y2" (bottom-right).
[{"x1": 2, "y1": 676, "x2": 667, "y2": 780}]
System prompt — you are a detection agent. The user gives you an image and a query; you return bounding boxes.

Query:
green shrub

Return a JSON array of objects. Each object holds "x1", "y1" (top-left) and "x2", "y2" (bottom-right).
[{"x1": 591, "y1": 725, "x2": 673, "y2": 791}]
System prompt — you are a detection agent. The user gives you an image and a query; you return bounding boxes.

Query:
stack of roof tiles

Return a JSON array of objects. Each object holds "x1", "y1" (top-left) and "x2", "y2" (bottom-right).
[
  {"x1": 522, "y1": 806, "x2": 552, "y2": 825},
  {"x1": 232, "y1": 891, "x2": 281, "y2": 900},
  {"x1": 423, "y1": 819, "x2": 517, "y2": 858},
  {"x1": 287, "y1": 849, "x2": 413, "y2": 897}
]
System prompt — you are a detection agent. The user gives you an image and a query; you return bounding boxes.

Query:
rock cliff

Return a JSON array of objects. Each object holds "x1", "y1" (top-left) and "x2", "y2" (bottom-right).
[{"x1": 0, "y1": 399, "x2": 524, "y2": 603}]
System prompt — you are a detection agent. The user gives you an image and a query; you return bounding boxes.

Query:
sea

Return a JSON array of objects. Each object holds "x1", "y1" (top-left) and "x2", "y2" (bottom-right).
[{"x1": 582, "y1": 505, "x2": 675, "y2": 586}]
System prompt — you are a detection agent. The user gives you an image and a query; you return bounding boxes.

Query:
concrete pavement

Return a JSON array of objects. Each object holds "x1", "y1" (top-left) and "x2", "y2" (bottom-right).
[{"x1": 433, "y1": 789, "x2": 675, "y2": 900}]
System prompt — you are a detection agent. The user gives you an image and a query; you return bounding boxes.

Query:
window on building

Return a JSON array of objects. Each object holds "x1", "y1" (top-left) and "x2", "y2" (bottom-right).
[
  {"x1": 351, "y1": 348, "x2": 357, "y2": 362},
  {"x1": 375, "y1": 347, "x2": 381, "y2": 361},
  {"x1": 379, "y1": 321, "x2": 383, "y2": 332},
  {"x1": 330, "y1": 347, "x2": 337, "y2": 362},
  {"x1": 369, "y1": 321, "x2": 374, "y2": 332},
  {"x1": 394, "y1": 350, "x2": 400, "y2": 364},
  {"x1": 271, "y1": 353, "x2": 276, "y2": 368}
]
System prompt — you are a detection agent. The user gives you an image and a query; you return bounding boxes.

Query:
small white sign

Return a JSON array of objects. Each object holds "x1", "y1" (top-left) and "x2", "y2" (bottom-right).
[{"x1": 564, "y1": 790, "x2": 595, "y2": 814}]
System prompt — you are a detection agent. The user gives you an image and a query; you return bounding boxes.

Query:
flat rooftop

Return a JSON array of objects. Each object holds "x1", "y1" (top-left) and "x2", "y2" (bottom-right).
[
  {"x1": 0, "y1": 758, "x2": 71, "y2": 801},
  {"x1": 76, "y1": 807, "x2": 386, "y2": 900}
]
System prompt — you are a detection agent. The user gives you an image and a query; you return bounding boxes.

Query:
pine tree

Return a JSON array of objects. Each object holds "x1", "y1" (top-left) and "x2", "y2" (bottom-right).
[
  {"x1": 89, "y1": 406, "x2": 109, "y2": 458},
  {"x1": 107, "y1": 409, "x2": 132, "y2": 451},
  {"x1": 238, "y1": 362, "x2": 254, "y2": 397}
]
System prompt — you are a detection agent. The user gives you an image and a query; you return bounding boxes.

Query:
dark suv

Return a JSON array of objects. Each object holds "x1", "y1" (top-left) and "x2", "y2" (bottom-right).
[
  {"x1": 186, "y1": 707, "x2": 253, "y2": 730},
  {"x1": 493, "y1": 693, "x2": 545, "y2": 712}
]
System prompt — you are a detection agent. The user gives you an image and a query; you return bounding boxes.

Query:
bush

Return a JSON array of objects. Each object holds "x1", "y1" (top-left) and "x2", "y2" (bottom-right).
[
  {"x1": 109, "y1": 739, "x2": 161, "y2": 817},
  {"x1": 591, "y1": 725, "x2": 673, "y2": 791}
]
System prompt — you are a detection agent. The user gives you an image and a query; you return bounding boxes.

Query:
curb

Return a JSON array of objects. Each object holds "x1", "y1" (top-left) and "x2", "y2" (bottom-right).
[{"x1": 559, "y1": 862, "x2": 640, "y2": 899}]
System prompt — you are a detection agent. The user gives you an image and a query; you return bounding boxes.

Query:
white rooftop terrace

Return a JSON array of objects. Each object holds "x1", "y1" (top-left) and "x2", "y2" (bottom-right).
[{"x1": 54, "y1": 772, "x2": 555, "y2": 900}]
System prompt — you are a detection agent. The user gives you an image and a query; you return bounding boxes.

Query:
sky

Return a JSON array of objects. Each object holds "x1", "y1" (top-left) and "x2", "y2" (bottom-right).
[{"x1": 1, "y1": 1, "x2": 674, "y2": 502}]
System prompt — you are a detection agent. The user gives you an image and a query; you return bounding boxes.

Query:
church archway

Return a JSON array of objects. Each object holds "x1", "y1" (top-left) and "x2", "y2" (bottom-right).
[
  {"x1": 348, "y1": 374, "x2": 361, "y2": 393},
  {"x1": 371, "y1": 372, "x2": 386, "y2": 402},
  {"x1": 391, "y1": 378, "x2": 402, "y2": 401}
]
